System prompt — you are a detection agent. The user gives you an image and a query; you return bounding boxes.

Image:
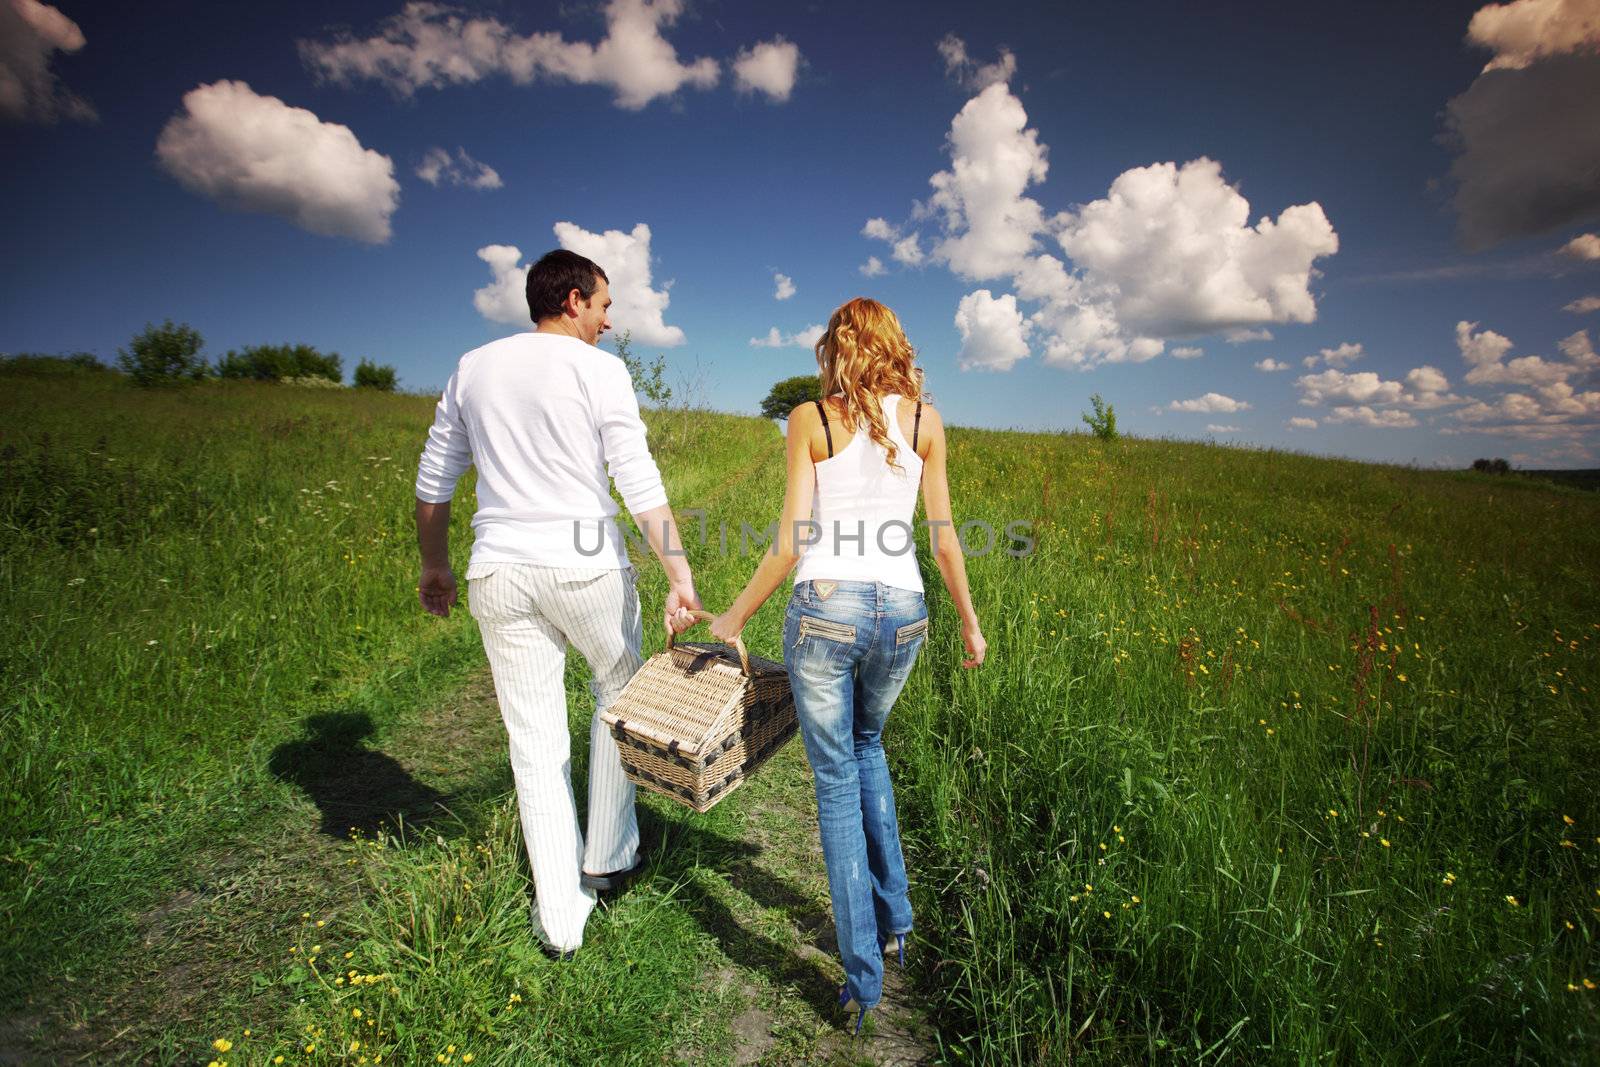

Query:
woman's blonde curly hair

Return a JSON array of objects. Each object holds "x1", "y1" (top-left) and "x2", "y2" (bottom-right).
[{"x1": 813, "y1": 297, "x2": 926, "y2": 473}]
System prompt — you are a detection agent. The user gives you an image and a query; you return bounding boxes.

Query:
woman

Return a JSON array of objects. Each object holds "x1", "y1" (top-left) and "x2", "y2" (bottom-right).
[{"x1": 711, "y1": 297, "x2": 986, "y2": 1032}]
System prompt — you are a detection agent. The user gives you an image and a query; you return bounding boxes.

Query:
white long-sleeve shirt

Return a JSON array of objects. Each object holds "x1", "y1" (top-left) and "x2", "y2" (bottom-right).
[{"x1": 414, "y1": 332, "x2": 669, "y2": 570}]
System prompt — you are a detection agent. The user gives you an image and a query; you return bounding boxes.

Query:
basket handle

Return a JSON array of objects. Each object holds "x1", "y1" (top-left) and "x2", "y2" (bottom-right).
[{"x1": 666, "y1": 609, "x2": 753, "y2": 677}]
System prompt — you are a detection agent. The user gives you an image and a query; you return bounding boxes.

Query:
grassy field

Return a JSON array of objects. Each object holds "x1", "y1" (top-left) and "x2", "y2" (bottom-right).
[{"x1": 2, "y1": 364, "x2": 1597, "y2": 1064}]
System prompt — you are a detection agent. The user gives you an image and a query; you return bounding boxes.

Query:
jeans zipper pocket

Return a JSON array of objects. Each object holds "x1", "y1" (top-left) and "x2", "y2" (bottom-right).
[
  {"x1": 797, "y1": 616, "x2": 857, "y2": 645},
  {"x1": 895, "y1": 618, "x2": 929, "y2": 645}
]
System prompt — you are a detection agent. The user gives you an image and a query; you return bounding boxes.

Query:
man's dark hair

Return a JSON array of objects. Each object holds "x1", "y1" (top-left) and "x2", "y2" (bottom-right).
[{"x1": 526, "y1": 249, "x2": 608, "y2": 323}]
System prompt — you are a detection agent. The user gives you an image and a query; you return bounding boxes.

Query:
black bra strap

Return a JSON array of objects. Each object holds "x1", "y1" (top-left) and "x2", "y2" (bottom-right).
[
  {"x1": 913, "y1": 401, "x2": 923, "y2": 452},
  {"x1": 814, "y1": 399, "x2": 833, "y2": 458}
]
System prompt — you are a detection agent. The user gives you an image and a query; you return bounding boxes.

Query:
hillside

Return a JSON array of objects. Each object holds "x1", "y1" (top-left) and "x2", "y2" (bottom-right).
[{"x1": 3, "y1": 371, "x2": 1597, "y2": 1064}]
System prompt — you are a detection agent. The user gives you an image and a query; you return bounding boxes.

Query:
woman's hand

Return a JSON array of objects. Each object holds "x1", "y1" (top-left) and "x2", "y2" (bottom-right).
[
  {"x1": 961, "y1": 619, "x2": 987, "y2": 668},
  {"x1": 709, "y1": 611, "x2": 743, "y2": 645}
]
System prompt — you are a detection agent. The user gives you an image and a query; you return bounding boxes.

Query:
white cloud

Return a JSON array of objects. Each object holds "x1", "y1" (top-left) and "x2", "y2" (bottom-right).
[
  {"x1": 156, "y1": 80, "x2": 400, "y2": 244},
  {"x1": 1561, "y1": 232, "x2": 1600, "y2": 258},
  {"x1": 1326, "y1": 405, "x2": 1420, "y2": 428},
  {"x1": 0, "y1": 0, "x2": 94, "y2": 123},
  {"x1": 859, "y1": 256, "x2": 886, "y2": 277},
  {"x1": 954, "y1": 289, "x2": 1031, "y2": 371},
  {"x1": 1453, "y1": 381, "x2": 1600, "y2": 432},
  {"x1": 1467, "y1": 0, "x2": 1600, "y2": 71},
  {"x1": 553, "y1": 221, "x2": 685, "y2": 346},
  {"x1": 892, "y1": 234, "x2": 924, "y2": 266},
  {"x1": 926, "y1": 82, "x2": 1050, "y2": 280},
  {"x1": 1056, "y1": 159, "x2": 1337, "y2": 341},
  {"x1": 1560, "y1": 328, "x2": 1600, "y2": 370},
  {"x1": 416, "y1": 146, "x2": 502, "y2": 189},
  {"x1": 300, "y1": 0, "x2": 720, "y2": 110},
  {"x1": 1309, "y1": 342, "x2": 1363, "y2": 367},
  {"x1": 1296, "y1": 368, "x2": 1406, "y2": 407},
  {"x1": 773, "y1": 272, "x2": 795, "y2": 300},
  {"x1": 1287, "y1": 416, "x2": 1319, "y2": 429},
  {"x1": 1255, "y1": 357, "x2": 1290, "y2": 372},
  {"x1": 1406, "y1": 365, "x2": 1449, "y2": 392},
  {"x1": 1171, "y1": 346, "x2": 1204, "y2": 359},
  {"x1": 1565, "y1": 295, "x2": 1600, "y2": 313},
  {"x1": 1456, "y1": 319, "x2": 1576, "y2": 385},
  {"x1": 1226, "y1": 328, "x2": 1275, "y2": 344},
  {"x1": 862, "y1": 217, "x2": 898, "y2": 241},
  {"x1": 473, "y1": 244, "x2": 529, "y2": 324},
  {"x1": 1169, "y1": 392, "x2": 1251, "y2": 414},
  {"x1": 868, "y1": 77, "x2": 1338, "y2": 370},
  {"x1": 1205, "y1": 424, "x2": 1241, "y2": 433},
  {"x1": 750, "y1": 324, "x2": 825, "y2": 349},
  {"x1": 732, "y1": 36, "x2": 800, "y2": 102},
  {"x1": 937, "y1": 34, "x2": 1017, "y2": 92}
]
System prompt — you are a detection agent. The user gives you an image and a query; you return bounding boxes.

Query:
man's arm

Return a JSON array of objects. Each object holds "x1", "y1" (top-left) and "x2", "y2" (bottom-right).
[
  {"x1": 416, "y1": 499, "x2": 456, "y2": 617},
  {"x1": 630, "y1": 502, "x2": 701, "y2": 633},
  {"x1": 594, "y1": 358, "x2": 700, "y2": 632},
  {"x1": 414, "y1": 368, "x2": 471, "y2": 618}
]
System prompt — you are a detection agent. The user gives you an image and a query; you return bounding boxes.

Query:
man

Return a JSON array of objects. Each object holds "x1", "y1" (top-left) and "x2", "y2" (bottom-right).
[{"x1": 413, "y1": 248, "x2": 699, "y2": 955}]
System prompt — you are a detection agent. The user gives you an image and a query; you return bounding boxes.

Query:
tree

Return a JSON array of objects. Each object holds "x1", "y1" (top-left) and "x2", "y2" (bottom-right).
[
  {"x1": 1081, "y1": 392, "x2": 1118, "y2": 441},
  {"x1": 1471, "y1": 457, "x2": 1511, "y2": 474},
  {"x1": 216, "y1": 343, "x2": 342, "y2": 383},
  {"x1": 761, "y1": 374, "x2": 821, "y2": 420},
  {"x1": 117, "y1": 320, "x2": 208, "y2": 386},
  {"x1": 612, "y1": 331, "x2": 672, "y2": 407},
  {"x1": 354, "y1": 359, "x2": 398, "y2": 391}
]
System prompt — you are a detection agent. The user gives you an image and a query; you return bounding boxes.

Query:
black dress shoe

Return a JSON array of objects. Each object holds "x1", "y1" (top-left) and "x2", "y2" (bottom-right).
[
  {"x1": 537, "y1": 939, "x2": 576, "y2": 962},
  {"x1": 580, "y1": 852, "x2": 645, "y2": 893}
]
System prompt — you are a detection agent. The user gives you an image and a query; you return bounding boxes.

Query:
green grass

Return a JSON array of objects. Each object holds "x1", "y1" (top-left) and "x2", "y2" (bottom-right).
[{"x1": 3, "y1": 369, "x2": 1598, "y2": 1063}]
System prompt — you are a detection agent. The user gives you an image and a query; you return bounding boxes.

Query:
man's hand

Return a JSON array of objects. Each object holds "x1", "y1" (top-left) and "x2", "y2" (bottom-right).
[
  {"x1": 419, "y1": 566, "x2": 458, "y2": 618},
  {"x1": 665, "y1": 579, "x2": 701, "y2": 635}
]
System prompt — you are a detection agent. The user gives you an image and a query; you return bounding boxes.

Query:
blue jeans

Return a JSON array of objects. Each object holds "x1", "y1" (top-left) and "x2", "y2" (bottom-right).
[{"x1": 784, "y1": 579, "x2": 928, "y2": 1009}]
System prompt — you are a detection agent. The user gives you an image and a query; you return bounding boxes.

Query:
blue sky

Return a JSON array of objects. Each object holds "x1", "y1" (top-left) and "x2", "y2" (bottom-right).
[{"x1": 4, "y1": 0, "x2": 1599, "y2": 467}]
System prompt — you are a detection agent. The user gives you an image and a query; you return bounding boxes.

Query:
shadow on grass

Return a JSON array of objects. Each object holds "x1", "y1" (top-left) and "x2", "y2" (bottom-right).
[
  {"x1": 642, "y1": 807, "x2": 841, "y2": 1020},
  {"x1": 268, "y1": 712, "x2": 453, "y2": 840}
]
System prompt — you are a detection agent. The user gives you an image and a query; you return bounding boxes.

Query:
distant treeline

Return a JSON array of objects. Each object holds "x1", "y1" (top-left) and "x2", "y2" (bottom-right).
[
  {"x1": 1472, "y1": 456, "x2": 1599, "y2": 491},
  {"x1": 2, "y1": 320, "x2": 398, "y2": 392}
]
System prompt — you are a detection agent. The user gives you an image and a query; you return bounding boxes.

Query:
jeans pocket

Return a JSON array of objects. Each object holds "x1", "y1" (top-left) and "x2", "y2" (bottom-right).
[
  {"x1": 894, "y1": 618, "x2": 929, "y2": 645},
  {"x1": 795, "y1": 615, "x2": 857, "y2": 647}
]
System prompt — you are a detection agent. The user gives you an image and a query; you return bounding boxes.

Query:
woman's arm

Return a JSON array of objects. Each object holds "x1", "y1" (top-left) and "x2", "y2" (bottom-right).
[
  {"x1": 917, "y1": 407, "x2": 986, "y2": 668},
  {"x1": 710, "y1": 403, "x2": 820, "y2": 640}
]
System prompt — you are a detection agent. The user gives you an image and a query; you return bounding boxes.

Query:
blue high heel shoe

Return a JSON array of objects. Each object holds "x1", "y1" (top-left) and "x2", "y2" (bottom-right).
[
  {"x1": 837, "y1": 984, "x2": 868, "y2": 1035},
  {"x1": 882, "y1": 932, "x2": 908, "y2": 968}
]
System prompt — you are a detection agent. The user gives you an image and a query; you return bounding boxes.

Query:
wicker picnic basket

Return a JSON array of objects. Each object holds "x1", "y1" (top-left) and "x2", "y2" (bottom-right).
[{"x1": 600, "y1": 610, "x2": 796, "y2": 813}]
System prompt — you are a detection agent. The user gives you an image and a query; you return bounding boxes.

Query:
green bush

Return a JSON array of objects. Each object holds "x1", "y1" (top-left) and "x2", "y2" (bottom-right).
[
  {"x1": 760, "y1": 374, "x2": 821, "y2": 420},
  {"x1": 612, "y1": 331, "x2": 672, "y2": 407},
  {"x1": 354, "y1": 359, "x2": 398, "y2": 391},
  {"x1": 116, "y1": 321, "x2": 208, "y2": 387},
  {"x1": 0, "y1": 353, "x2": 111, "y2": 376},
  {"x1": 1081, "y1": 391, "x2": 1118, "y2": 441},
  {"x1": 216, "y1": 343, "x2": 342, "y2": 384}
]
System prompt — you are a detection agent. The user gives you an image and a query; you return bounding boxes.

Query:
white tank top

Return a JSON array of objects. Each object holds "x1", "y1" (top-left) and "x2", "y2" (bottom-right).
[{"x1": 794, "y1": 393, "x2": 924, "y2": 593}]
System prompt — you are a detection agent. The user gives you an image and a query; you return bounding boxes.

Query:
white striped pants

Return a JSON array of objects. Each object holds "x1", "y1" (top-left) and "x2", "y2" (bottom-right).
[{"x1": 466, "y1": 562, "x2": 643, "y2": 951}]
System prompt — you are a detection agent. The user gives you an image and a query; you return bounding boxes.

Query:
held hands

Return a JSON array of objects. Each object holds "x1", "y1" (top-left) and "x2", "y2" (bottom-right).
[
  {"x1": 664, "y1": 578, "x2": 702, "y2": 635},
  {"x1": 961, "y1": 618, "x2": 987, "y2": 669},
  {"x1": 418, "y1": 566, "x2": 458, "y2": 618}
]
